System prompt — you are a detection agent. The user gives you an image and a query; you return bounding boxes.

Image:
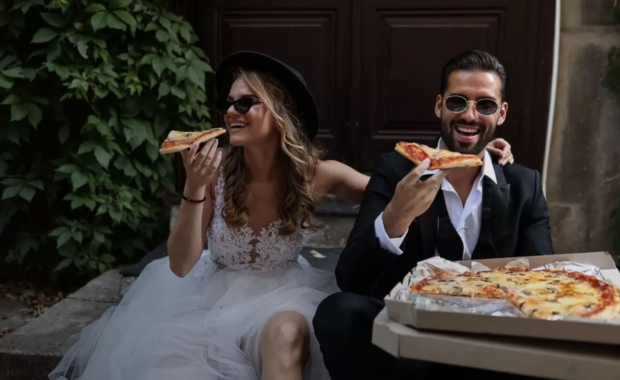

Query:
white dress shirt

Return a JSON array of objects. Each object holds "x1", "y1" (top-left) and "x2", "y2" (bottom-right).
[{"x1": 374, "y1": 140, "x2": 497, "y2": 261}]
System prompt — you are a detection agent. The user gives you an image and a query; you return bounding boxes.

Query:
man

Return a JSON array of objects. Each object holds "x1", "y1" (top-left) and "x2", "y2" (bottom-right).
[{"x1": 313, "y1": 50, "x2": 553, "y2": 379}]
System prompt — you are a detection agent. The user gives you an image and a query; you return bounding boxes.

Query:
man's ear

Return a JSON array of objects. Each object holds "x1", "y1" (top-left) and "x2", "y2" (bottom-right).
[
  {"x1": 497, "y1": 102, "x2": 508, "y2": 125},
  {"x1": 435, "y1": 94, "x2": 442, "y2": 119}
]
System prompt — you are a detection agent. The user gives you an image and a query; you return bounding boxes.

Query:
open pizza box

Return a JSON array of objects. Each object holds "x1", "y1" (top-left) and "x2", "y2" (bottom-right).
[
  {"x1": 384, "y1": 252, "x2": 620, "y2": 345},
  {"x1": 373, "y1": 252, "x2": 620, "y2": 379},
  {"x1": 372, "y1": 307, "x2": 620, "y2": 380}
]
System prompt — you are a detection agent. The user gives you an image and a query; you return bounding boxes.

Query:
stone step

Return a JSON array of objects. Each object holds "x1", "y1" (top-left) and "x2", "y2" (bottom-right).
[{"x1": 0, "y1": 270, "x2": 122, "y2": 380}]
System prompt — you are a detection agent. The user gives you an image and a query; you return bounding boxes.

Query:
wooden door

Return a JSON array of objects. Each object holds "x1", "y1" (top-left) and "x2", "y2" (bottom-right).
[
  {"x1": 198, "y1": 0, "x2": 353, "y2": 165},
  {"x1": 353, "y1": 0, "x2": 555, "y2": 172},
  {"x1": 174, "y1": 0, "x2": 554, "y2": 187}
]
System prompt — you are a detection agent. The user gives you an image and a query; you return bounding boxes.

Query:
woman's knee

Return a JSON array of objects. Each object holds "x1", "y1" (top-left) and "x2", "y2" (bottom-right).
[{"x1": 261, "y1": 312, "x2": 309, "y2": 364}]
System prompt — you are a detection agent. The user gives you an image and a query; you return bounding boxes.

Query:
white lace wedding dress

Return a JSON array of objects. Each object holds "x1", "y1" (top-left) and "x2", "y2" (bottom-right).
[{"x1": 48, "y1": 171, "x2": 338, "y2": 380}]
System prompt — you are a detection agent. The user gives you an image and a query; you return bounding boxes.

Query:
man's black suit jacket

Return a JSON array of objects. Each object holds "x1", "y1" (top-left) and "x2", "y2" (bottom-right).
[{"x1": 336, "y1": 151, "x2": 554, "y2": 299}]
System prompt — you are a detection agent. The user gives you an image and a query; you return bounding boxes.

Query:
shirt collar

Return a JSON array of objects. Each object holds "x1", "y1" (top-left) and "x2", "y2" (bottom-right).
[{"x1": 423, "y1": 138, "x2": 497, "y2": 184}]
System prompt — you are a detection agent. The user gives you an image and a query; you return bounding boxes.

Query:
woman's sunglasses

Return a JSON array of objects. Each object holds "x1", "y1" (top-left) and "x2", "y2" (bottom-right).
[
  {"x1": 443, "y1": 95, "x2": 500, "y2": 116},
  {"x1": 215, "y1": 98, "x2": 262, "y2": 115}
]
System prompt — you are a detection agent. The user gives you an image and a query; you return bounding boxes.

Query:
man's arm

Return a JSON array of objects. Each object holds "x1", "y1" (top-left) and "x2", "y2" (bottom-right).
[
  {"x1": 335, "y1": 154, "x2": 403, "y2": 294},
  {"x1": 517, "y1": 170, "x2": 554, "y2": 255}
]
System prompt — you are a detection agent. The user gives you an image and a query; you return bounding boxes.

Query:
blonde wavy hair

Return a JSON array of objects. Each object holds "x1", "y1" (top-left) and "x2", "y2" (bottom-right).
[{"x1": 221, "y1": 68, "x2": 324, "y2": 235}]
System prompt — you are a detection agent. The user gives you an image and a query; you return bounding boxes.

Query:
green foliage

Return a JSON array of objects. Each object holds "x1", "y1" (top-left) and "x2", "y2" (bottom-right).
[{"x1": 0, "y1": 0, "x2": 213, "y2": 283}]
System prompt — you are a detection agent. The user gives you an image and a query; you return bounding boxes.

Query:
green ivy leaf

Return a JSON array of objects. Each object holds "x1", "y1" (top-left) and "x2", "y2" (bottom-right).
[
  {"x1": 56, "y1": 164, "x2": 78, "y2": 174},
  {"x1": 18, "y1": 186, "x2": 35, "y2": 202},
  {"x1": 32, "y1": 27, "x2": 59, "y2": 43},
  {"x1": 78, "y1": 141, "x2": 98, "y2": 154},
  {"x1": 187, "y1": 65, "x2": 205, "y2": 90},
  {"x1": 58, "y1": 125, "x2": 70, "y2": 143},
  {"x1": 26, "y1": 103, "x2": 42, "y2": 128},
  {"x1": 94, "y1": 146, "x2": 112, "y2": 168},
  {"x1": 158, "y1": 82, "x2": 170, "y2": 99},
  {"x1": 179, "y1": 23, "x2": 191, "y2": 43},
  {"x1": 72, "y1": 230, "x2": 83, "y2": 244},
  {"x1": 0, "y1": 75, "x2": 12, "y2": 89},
  {"x1": 2, "y1": 67, "x2": 24, "y2": 78},
  {"x1": 54, "y1": 258, "x2": 73, "y2": 271},
  {"x1": 2, "y1": 185, "x2": 21, "y2": 199},
  {"x1": 2, "y1": 94, "x2": 21, "y2": 105},
  {"x1": 192, "y1": 60, "x2": 214, "y2": 73},
  {"x1": 70, "y1": 171, "x2": 88, "y2": 190},
  {"x1": 106, "y1": 13, "x2": 125, "y2": 30},
  {"x1": 155, "y1": 29, "x2": 168, "y2": 42},
  {"x1": 49, "y1": 226, "x2": 68, "y2": 237},
  {"x1": 152, "y1": 57, "x2": 165, "y2": 77},
  {"x1": 113, "y1": 10, "x2": 136, "y2": 27},
  {"x1": 56, "y1": 232, "x2": 72, "y2": 248},
  {"x1": 76, "y1": 40, "x2": 88, "y2": 59},
  {"x1": 40, "y1": 12, "x2": 65, "y2": 28},
  {"x1": 91, "y1": 12, "x2": 107, "y2": 31},
  {"x1": 10, "y1": 103, "x2": 28, "y2": 121}
]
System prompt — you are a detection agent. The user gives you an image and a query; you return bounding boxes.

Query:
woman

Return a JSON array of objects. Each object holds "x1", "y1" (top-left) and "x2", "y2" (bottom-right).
[{"x1": 49, "y1": 51, "x2": 514, "y2": 380}]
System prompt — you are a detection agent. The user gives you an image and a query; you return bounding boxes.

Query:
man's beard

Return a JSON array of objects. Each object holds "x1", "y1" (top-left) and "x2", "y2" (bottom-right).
[{"x1": 440, "y1": 116, "x2": 496, "y2": 155}]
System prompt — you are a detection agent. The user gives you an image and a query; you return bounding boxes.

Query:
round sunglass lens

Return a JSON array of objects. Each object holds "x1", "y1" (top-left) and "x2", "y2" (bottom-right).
[
  {"x1": 445, "y1": 97, "x2": 467, "y2": 112},
  {"x1": 476, "y1": 100, "x2": 498, "y2": 115}
]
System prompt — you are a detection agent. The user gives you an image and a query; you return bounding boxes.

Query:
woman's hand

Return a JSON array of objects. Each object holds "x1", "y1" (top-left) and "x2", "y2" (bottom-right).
[
  {"x1": 180, "y1": 139, "x2": 222, "y2": 192},
  {"x1": 486, "y1": 138, "x2": 514, "y2": 166}
]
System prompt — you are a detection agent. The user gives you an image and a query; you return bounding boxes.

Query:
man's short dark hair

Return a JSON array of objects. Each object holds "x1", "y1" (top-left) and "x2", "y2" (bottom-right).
[{"x1": 440, "y1": 50, "x2": 507, "y2": 101}]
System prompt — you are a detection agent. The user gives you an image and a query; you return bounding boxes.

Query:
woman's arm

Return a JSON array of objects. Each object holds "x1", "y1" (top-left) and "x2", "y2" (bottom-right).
[
  {"x1": 167, "y1": 142, "x2": 223, "y2": 278},
  {"x1": 316, "y1": 160, "x2": 370, "y2": 204}
]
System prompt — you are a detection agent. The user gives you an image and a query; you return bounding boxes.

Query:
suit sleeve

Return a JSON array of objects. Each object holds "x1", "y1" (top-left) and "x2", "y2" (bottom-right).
[
  {"x1": 335, "y1": 153, "x2": 404, "y2": 294},
  {"x1": 518, "y1": 170, "x2": 554, "y2": 255}
]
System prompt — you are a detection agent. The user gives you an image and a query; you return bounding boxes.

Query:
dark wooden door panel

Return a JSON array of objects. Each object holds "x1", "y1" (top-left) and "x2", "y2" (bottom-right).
[
  {"x1": 202, "y1": 0, "x2": 353, "y2": 164},
  {"x1": 355, "y1": 0, "x2": 554, "y2": 172}
]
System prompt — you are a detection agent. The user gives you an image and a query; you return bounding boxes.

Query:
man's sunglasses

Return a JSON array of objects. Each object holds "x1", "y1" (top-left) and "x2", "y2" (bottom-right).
[
  {"x1": 443, "y1": 95, "x2": 500, "y2": 116},
  {"x1": 215, "y1": 98, "x2": 262, "y2": 115}
]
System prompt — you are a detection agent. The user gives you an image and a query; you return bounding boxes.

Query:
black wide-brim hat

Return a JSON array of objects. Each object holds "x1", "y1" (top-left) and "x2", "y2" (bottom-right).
[{"x1": 215, "y1": 51, "x2": 319, "y2": 141}]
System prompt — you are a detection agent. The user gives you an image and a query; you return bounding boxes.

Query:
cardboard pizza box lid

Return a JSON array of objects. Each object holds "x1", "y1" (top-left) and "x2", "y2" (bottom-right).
[{"x1": 384, "y1": 252, "x2": 620, "y2": 345}]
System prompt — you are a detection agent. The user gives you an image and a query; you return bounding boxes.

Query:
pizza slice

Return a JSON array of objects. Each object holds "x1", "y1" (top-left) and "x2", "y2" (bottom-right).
[
  {"x1": 395, "y1": 141, "x2": 483, "y2": 170},
  {"x1": 159, "y1": 128, "x2": 227, "y2": 154}
]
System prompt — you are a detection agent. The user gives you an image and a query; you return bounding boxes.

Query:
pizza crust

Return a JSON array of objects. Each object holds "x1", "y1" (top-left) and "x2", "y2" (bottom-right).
[
  {"x1": 395, "y1": 141, "x2": 482, "y2": 170},
  {"x1": 159, "y1": 128, "x2": 227, "y2": 154}
]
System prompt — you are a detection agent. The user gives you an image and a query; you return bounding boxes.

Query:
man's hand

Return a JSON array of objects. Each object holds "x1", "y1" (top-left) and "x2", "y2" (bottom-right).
[{"x1": 382, "y1": 159, "x2": 448, "y2": 238}]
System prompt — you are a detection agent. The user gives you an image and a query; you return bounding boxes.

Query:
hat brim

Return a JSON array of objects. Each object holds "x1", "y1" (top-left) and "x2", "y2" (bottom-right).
[{"x1": 215, "y1": 51, "x2": 319, "y2": 141}]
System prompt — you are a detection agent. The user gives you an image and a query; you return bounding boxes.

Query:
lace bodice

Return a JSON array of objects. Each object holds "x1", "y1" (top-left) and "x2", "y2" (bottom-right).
[{"x1": 205, "y1": 169, "x2": 307, "y2": 271}]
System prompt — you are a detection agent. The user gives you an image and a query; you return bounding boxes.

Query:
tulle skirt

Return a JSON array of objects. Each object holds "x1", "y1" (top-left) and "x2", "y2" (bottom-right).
[{"x1": 48, "y1": 251, "x2": 338, "y2": 380}]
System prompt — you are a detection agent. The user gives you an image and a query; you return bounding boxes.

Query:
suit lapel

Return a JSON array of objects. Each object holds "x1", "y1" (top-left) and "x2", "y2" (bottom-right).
[
  {"x1": 416, "y1": 174, "x2": 439, "y2": 260},
  {"x1": 488, "y1": 162, "x2": 511, "y2": 256},
  {"x1": 472, "y1": 160, "x2": 511, "y2": 260}
]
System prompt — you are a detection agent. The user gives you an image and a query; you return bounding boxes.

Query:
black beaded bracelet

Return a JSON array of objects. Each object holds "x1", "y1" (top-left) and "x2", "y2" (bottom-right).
[{"x1": 181, "y1": 194, "x2": 206, "y2": 203}]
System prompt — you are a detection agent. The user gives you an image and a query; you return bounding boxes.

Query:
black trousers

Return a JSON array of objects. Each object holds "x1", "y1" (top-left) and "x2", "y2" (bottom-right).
[{"x1": 313, "y1": 292, "x2": 542, "y2": 380}]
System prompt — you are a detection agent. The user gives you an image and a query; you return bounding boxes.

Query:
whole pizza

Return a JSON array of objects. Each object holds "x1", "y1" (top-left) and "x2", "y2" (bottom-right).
[{"x1": 409, "y1": 267, "x2": 620, "y2": 319}]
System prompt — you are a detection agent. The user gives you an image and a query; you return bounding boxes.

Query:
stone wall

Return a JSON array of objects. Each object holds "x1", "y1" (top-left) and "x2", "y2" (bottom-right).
[{"x1": 546, "y1": 0, "x2": 620, "y2": 254}]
